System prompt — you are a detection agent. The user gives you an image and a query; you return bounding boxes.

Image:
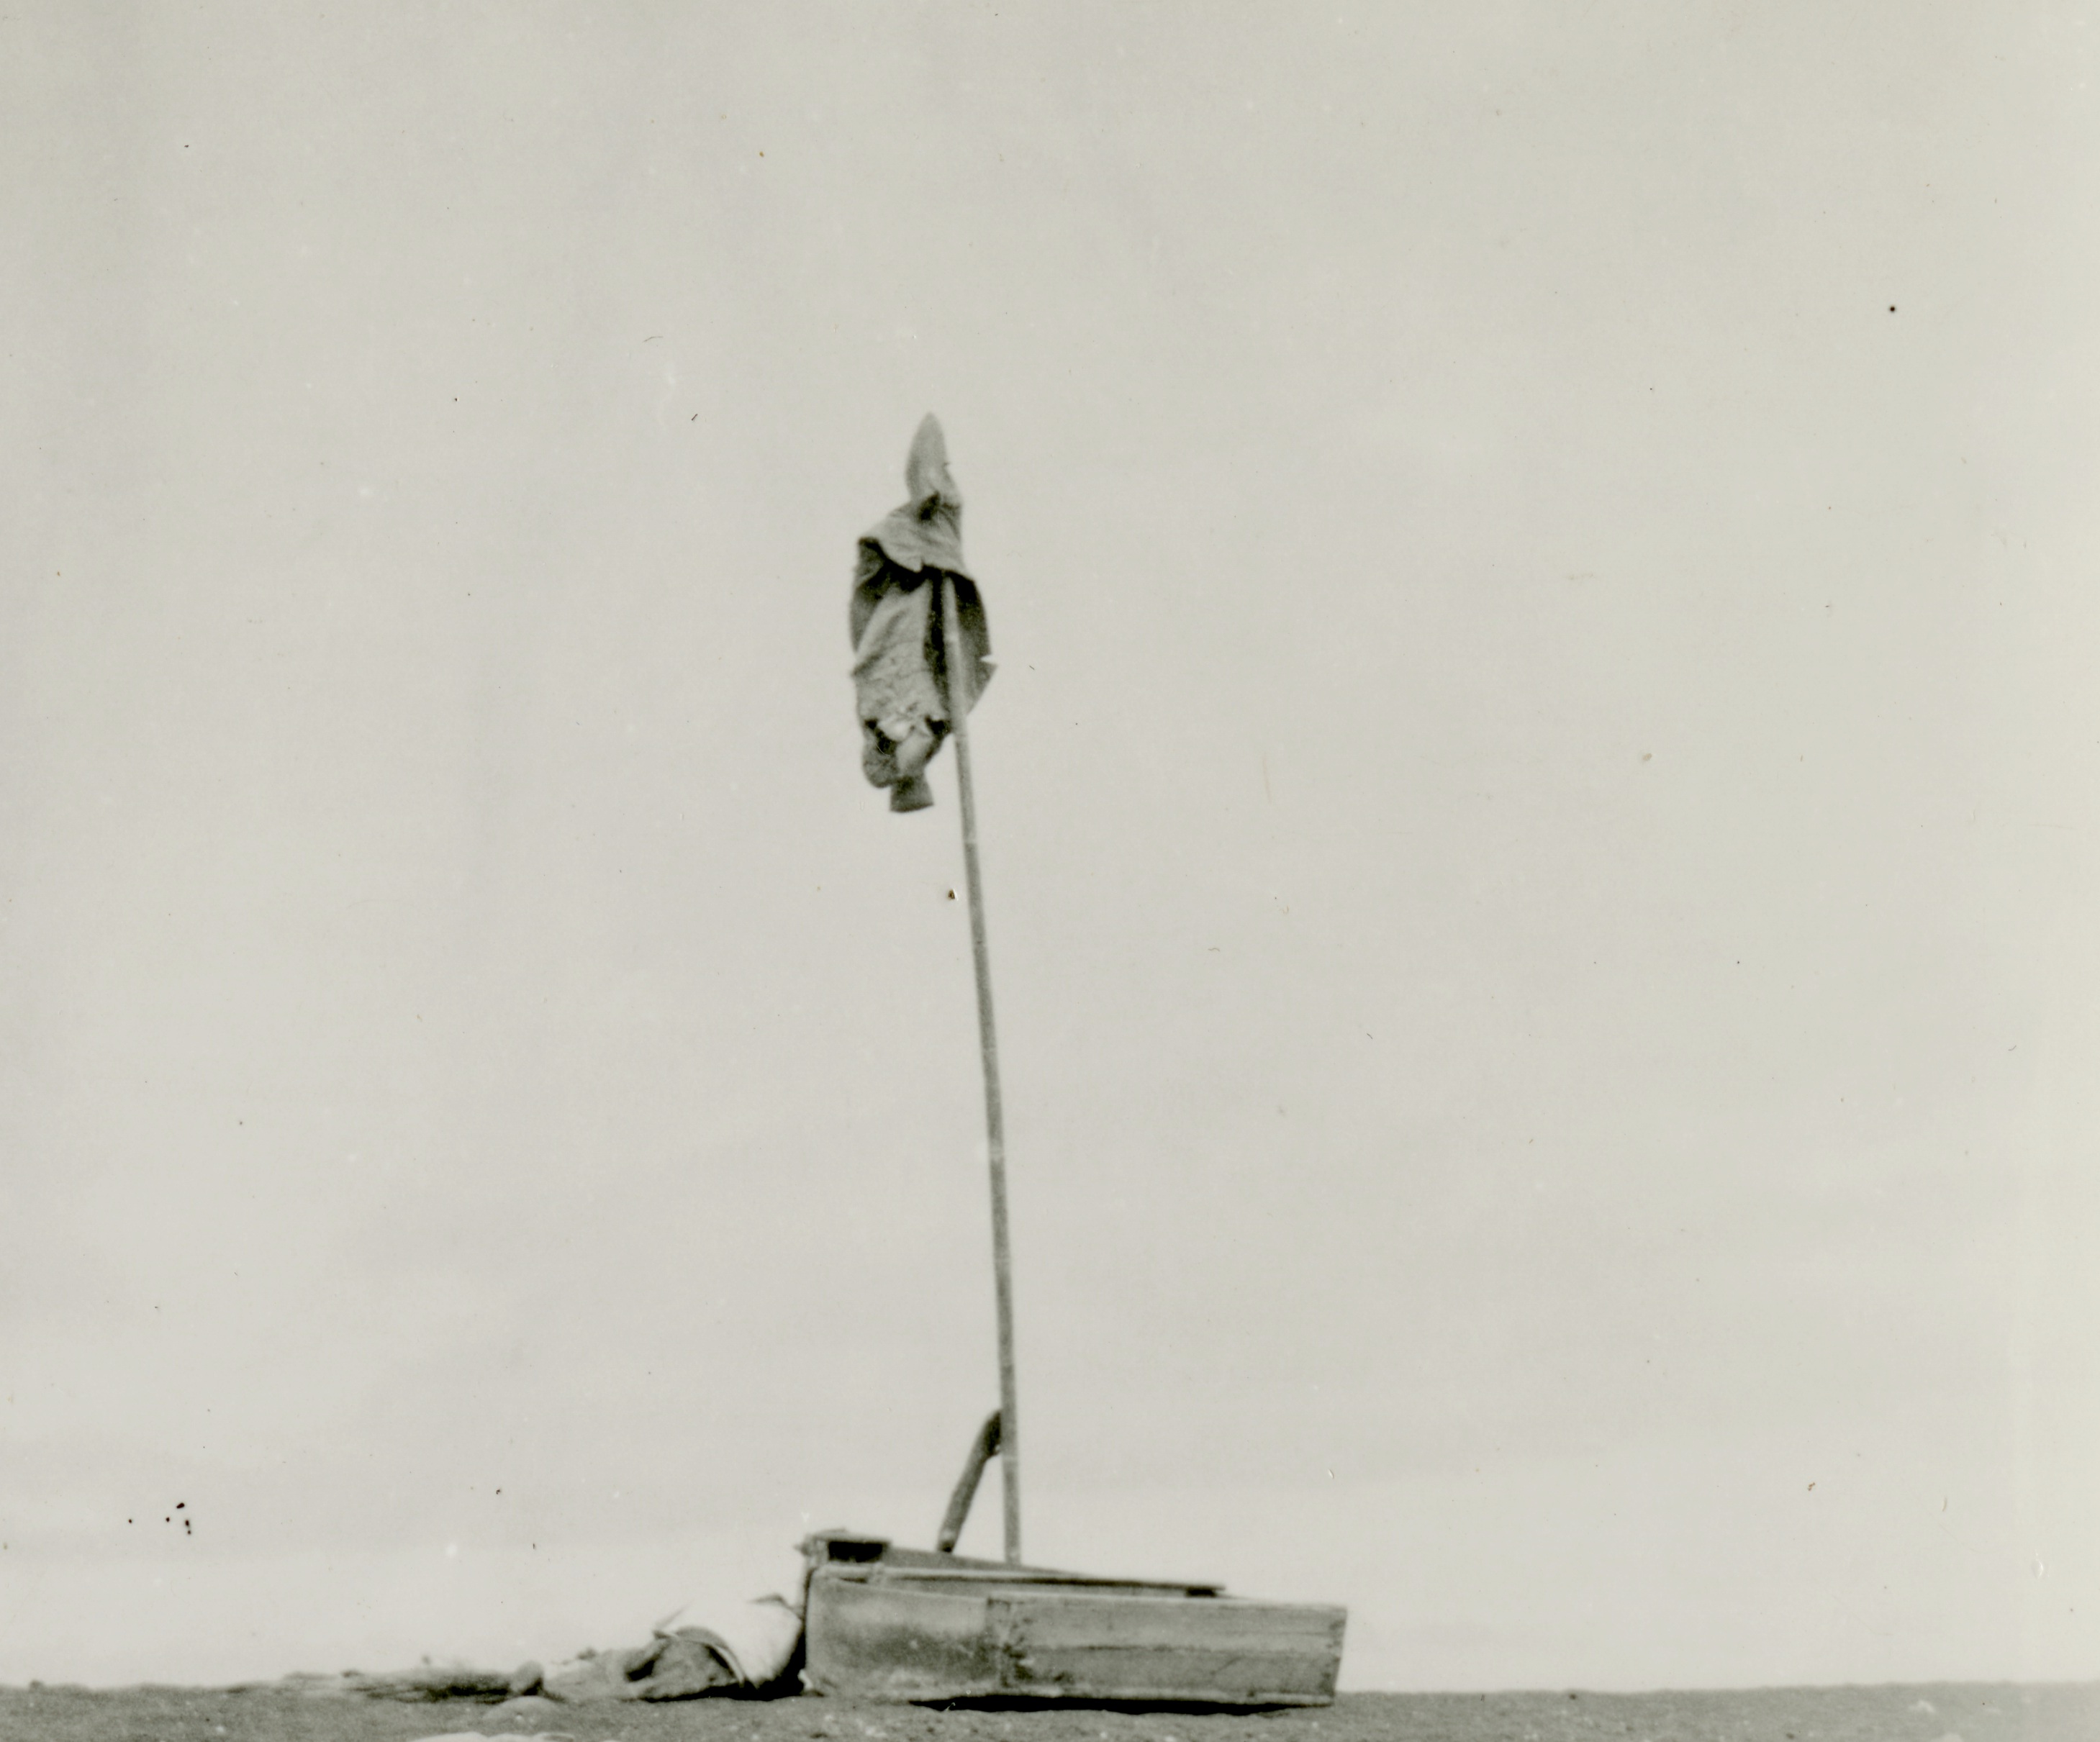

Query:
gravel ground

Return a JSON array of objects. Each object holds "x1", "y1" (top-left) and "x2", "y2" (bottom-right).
[{"x1": 0, "y1": 1682, "x2": 2092, "y2": 1742}]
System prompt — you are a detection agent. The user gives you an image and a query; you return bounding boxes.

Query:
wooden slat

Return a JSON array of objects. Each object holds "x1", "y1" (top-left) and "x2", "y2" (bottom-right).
[
  {"x1": 990, "y1": 1592, "x2": 1343, "y2": 1701},
  {"x1": 874, "y1": 1568, "x2": 1223, "y2": 1594},
  {"x1": 1002, "y1": 1653, "x2": 1339, "y2": 1702},
  {"x1": 808, "y1": 1536, "x2": 1222, "y2": 1592},
  {"x1": 805, "y1": 1581, "x2": 1003, "y2": 1700},
  {"x1": 996, "y1": 1592, "x2": 1345, "y2": 1649}
]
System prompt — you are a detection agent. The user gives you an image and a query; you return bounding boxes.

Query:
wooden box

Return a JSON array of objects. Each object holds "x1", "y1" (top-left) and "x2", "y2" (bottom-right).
[{"x1": 800, "y1": 1536, "x2": 1345, "y2": 1707}]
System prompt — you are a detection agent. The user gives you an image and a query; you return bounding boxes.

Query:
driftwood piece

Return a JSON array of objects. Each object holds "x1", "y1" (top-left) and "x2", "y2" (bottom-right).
[{"x1": 348, "y1": 1664, "x2": 515, "y2": 1702}]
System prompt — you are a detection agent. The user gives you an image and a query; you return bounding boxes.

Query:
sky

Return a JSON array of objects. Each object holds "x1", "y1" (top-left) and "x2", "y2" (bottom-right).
[{"x1": 3, "y1": 0, "x2": 2098, "y2": 1695}]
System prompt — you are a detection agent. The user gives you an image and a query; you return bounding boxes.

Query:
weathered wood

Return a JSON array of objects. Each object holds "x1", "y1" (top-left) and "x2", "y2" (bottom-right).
[
  {"x1": 861, "y1": 1567, "x2": 1223, "y2": 1592},
  {"x1": 936, "y1": 1410, "x2": 1004, "y2": 1553},
  {"x1": 995, "y1": 1592, "x2": 1344, "y2": 1652},
  {"x1": 802, "y1": 1533, "x2": 1219, "y2": 1592},
  {"x1": 940, "y1": 574, "x2": 1021, "y2": 1566},
  {"x1": 806, "y1": 1579, "x2": 1002, "y2": 1701},
  {"x1": 802, "y1": 1564, "x2": 1346, "y2": 1706},
  {"x1": 347, "y1": 1666, "x2": 514, "y2": 1702}
]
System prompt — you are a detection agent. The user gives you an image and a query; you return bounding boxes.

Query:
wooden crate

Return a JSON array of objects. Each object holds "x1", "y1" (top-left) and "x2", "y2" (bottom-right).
[{"x1": 801, "y1": 1549, "x2": 1345, "y2": 1706}]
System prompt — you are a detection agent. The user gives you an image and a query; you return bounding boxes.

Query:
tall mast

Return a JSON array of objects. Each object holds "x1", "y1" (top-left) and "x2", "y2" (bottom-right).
[{"x1": 940, "y1": 575, "x2": 1020, "y2": 1565}]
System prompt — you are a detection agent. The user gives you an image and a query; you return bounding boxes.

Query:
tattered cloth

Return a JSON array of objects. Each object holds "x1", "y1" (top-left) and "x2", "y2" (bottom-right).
[
  {"x1": 341, "y1": 1593, "x2": 804, "y2": 1708},
  {"x1": 851, "y1": 414, "x2": 992, "y2": 811}
]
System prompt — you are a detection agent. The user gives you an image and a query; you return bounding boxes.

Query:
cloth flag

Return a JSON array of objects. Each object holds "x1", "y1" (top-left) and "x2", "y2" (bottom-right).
[{"x1": 851, "y1": 414, "x2": 992, "y2": 812}]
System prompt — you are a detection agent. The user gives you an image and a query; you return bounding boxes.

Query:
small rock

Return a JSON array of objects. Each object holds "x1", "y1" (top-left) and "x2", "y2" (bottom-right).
[{"x1": 508, "y1": 1660, "x2": 544, "y2": 1696}]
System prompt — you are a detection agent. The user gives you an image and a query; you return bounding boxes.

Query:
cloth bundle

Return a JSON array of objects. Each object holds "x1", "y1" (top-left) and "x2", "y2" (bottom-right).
[{"x1": 850, "y1": 414, "x2": 992, "y2": 812}]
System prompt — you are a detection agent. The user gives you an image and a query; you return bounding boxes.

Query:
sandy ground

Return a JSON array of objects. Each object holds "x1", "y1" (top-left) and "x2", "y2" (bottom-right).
[{"x1": 0, "y1": 1683, "x2": 2093, "y2": 1742}]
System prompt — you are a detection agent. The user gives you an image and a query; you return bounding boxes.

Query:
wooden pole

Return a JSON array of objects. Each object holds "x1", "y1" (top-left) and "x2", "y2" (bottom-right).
[
  {"x1": 941, "y1": 574, "x2": 1021, "y2": 1566},
  {"x1": 935, "y1": 1410, "x2": 1003, "y2": 1554}
]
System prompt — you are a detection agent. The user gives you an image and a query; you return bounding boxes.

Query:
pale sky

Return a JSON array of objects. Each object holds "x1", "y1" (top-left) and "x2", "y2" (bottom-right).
[{"x1": 4, "y1": 0, "x2": 2098, "y2": 1694}]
